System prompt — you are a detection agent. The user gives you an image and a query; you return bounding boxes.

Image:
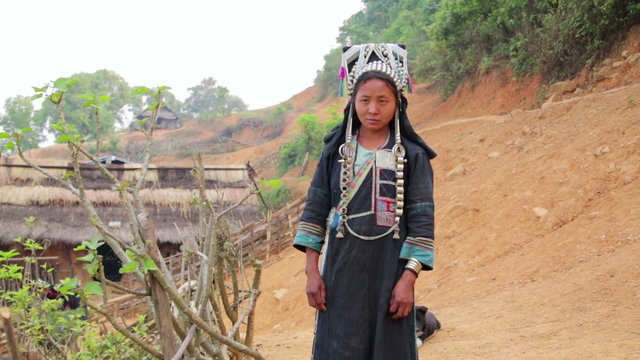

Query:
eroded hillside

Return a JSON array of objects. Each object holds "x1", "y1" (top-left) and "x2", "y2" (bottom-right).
[
  {"x1": 17, "y1": 26, "x2": 640, "y2": 360},
  {"x1": 248, "y1": 28, "x2": 640, "y2": 359}
]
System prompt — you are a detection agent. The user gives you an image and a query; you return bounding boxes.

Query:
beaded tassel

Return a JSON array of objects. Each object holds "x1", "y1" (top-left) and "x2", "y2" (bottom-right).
[
  {"x1": 338, "y1": 67, "x2": 346, "y2": 97},
  {"x1": 336, "y1": 104, "x2": 355, "y2": 238},
  {"x1": 392, "y1": 103, "x2": 406, "y2": 239}
]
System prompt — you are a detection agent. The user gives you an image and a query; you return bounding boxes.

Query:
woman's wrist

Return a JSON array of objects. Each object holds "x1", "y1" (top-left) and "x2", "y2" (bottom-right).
[{"x1": 404, "y1": 258, "x2": 422, "y2": 277}]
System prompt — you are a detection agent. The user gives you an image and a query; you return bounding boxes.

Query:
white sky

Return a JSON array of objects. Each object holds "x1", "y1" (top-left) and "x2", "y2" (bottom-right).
[{"x1": 0, "y1": 0, "x2": 363, "y2": 112}]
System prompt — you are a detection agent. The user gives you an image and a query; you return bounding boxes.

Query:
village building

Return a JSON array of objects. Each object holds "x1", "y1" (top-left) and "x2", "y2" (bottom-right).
[
  {"x1": 0, "y1": 153, "x2": 259, "y2": 294},
  {"x1": 130, "y1": 105, "x2": 181, "y2": 131}
]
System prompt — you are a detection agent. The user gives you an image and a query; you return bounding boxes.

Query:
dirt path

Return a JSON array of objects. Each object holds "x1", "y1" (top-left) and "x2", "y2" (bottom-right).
[{"x1": 249, "y1": 66, "x2": 640, "y2": 358}]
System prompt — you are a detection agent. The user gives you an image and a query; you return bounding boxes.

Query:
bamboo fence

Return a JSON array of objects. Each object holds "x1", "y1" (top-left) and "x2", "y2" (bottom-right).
[{"x1": 0, "y1": 195, "x2": 307, "y2": 356}]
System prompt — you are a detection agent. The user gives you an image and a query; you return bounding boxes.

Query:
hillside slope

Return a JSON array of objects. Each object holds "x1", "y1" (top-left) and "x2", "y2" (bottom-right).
[
  {"x1": 15, "y1": 27, "x2": 639, "y2": 360},
  {"x1": 249, "y1": 29, "x2": 640, "y2": 359}
]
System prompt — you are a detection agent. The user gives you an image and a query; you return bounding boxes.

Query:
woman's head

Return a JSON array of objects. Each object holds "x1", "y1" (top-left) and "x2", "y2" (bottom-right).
[
  {"x1": 353, "y1": 72, "x2": 398, "y2": 134},
  {"x1": 351, "y1": 71, "x2": 400, "y2": 133},
  {"x1": 322, "y1": 43, "x2": 436, "y2": 160}
]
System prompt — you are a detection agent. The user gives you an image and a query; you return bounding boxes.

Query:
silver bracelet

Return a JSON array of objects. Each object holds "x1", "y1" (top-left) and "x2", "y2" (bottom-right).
[{"x1": 405, "y1": 258, "x2": 422, "y2": 276}]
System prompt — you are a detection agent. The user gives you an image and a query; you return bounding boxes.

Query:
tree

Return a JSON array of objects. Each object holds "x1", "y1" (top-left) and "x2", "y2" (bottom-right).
[
  {"x1": 2, "y1": 81, "x2": 266, "y2": 359},
  {"x1": 277, "y1": 114, "x2": 334, "y2": 175},
  {"x1": 185, "y1": 77, "x2": 247, "y2": 118},
  {"x1": 0, "y1": 96, "x2": 44, "y2": 152},
  {"x1": 35, "y1": 70, "x2": 134, "y2": 140}
]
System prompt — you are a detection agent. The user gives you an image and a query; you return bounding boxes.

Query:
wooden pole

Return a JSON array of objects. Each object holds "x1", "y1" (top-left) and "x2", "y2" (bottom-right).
[
  {"x1": 299, "y1": 152, "x2": 310, "y2": 176},
  {"x1": 0, "y1": 307, "x2": 22, "y2": 360},
  {"x1": 265, "y1": 210, "x2": 272, "y2": 261}
]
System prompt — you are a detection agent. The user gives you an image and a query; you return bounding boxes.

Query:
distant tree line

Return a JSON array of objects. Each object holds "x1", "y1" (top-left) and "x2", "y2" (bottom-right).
[
  {"x1": 315, "y1": 0, "x2": 640, "y2": 99},
  {"x1": 0, "y1": 70, "x2": 247, "y2": 153}
]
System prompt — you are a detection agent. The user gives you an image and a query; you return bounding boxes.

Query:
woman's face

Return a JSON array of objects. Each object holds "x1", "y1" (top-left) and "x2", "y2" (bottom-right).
[{"x1": 354, "y1": 78, "x2": 397, "y2": 134}]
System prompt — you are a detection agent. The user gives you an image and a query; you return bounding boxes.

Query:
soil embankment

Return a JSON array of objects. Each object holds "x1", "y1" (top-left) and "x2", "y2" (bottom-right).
[{"x1": 248, "y1": 29, "x2": 640, "y2": 359}]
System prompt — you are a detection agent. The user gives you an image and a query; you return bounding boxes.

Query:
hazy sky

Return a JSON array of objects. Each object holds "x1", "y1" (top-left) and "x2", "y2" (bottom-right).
[{"x1": 0, "y1": 0, "x2": 363, "y2": 112}]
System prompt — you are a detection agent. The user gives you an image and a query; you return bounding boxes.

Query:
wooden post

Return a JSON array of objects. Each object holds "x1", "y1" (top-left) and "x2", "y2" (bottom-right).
[
  {"x1": 0, "y1": 307, "x2": 22, "y2": 360},
  {"x1": 138, "y1": 212, "x2": 180, "y2": 359},
  {"x1": 265, "y1": 210, "x2": 272, "y2": 261},
  {"x1": 299, "y1": 152, "x2": 310, "y2": 176}
]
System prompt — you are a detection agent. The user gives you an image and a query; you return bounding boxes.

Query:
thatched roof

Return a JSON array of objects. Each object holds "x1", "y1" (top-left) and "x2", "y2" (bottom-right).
[
  {"x1": 136, "y1": 106, "x2": 179, "y2": 121},
  {"x1": 0, "y1": 185, "x2": 256, "y2": 208},
  {"x1": 0, "y1": 202, "x2": 260, "y2": 246},
  {"x1": 1, "y1": 160, "x2": 251, "y2": 189},
  {"x1": 0, "y1": 158, "x2": 261, "y2": 245},
  {"x1": 0, "y1": 155, "x2": 9, "y2": 185}
]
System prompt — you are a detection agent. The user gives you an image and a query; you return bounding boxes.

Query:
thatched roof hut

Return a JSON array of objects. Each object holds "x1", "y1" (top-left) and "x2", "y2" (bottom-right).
[
  {"x1": 0, "y1": 162, "x2": 258, "y2": 244},
  {"x1": 130, "y1": 105, "x2": 180, "y2": 131},
  {"x1": 0, "y1": 159, "x2": 260, "y2": 285}
]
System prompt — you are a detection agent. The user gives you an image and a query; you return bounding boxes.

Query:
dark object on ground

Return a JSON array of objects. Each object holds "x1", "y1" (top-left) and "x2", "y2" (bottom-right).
[{"x1": 415, "y1": 305, "x2": 441, "y2": 347}]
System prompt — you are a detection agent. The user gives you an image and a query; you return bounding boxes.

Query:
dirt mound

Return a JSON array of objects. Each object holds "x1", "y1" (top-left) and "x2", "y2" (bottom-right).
[{"x1": 251, "y1": 28, "x2": 640, "y2": 359}]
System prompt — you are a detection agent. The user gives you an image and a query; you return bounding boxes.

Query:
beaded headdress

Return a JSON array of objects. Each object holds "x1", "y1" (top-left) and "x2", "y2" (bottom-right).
[
  {"x1": 335, "y1": 43, "x2": 410, "y2": 240},
  {"x1": 339, "y1": 43, "x2": 412, "y2": 97}
]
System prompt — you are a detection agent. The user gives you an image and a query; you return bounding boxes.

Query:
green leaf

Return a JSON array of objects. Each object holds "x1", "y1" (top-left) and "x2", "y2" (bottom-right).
[
  {"x1": 132, "y1": 87, "x2": 150, "y2": 96},
  {"x1": 21, "y1": 127, "x2": 32, "y2": 133},
  {"x1": 31, "y1": 93, "x2": 43, "y2": 100},
  {"x1": 53, "y1": 77, "x2": 78, "y2": 92},
  {"x1": 79, "y1": 94, "x2": 94, "y2": 101},
  {"x1": 50, "y1": 121, "x2": 64, "y2": 131},
  {"x1": 53, "y1": 78, "x2": 68, "y2": 90},
  {"x1": 259, "y1": 179, "x2": 282, "y2": 188},
  {"x1": 119, "y1": 261, "x2": 138, "y2": 274},
  {"x1": 84, "y1": 281, "x2": 104, "y2": 295},
  {"x1": 0, "y1": 249, "x2": 20, "y2": 260},
  {"x1": 158, "y1": 86, "x2": 171, "y2": 91},
  {"x1": 0, "y1": 133, "x2": 9, "y2": 139},
  {"x1": 83, "y1": 262, "x2": 99, "y2": 276},
  {"x1": 83, "y1": 237, "x2": 104, "y2": 250},
  {"x1": 100, "y1": 95, "x2": 113, "y2": 101},
  {"x1": 77, "y1": 252, "x2": 95, "y2": 262},
  {"x1": 141, "y1": 258, "x2": 159, "y2": 271},
  {"x1": 3, "y1": 142, "x2": 14, "y2": 151},
  {"x1": 55, "y1": 134, "x2": 74, "y2": 143},
  {"x1": 50, "y1": 92, "x2": 62, "y2": 104}
]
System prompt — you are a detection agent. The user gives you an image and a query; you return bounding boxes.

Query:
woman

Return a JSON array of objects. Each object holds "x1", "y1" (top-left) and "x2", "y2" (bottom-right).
[{"x1": 293, "y1": 43, "x2": 436, "y2": 360}]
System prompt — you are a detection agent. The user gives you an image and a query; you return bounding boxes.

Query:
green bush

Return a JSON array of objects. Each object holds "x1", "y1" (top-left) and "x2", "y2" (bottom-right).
[
  {"x1": 258, "y1": 179, "x2": 294, "y2": 213},
  {"x1": 277, "y1": 114, "x2": 330, "y2": 176},
  {"x1": 315, "y1": 0, "x2": 640, "y2": 99}
]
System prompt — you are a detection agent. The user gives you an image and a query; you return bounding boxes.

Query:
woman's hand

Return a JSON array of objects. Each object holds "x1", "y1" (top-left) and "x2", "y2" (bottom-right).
[
  {"x1": 305, "y1": 249, "x2": 327, "y2": 311},
  {"x1": 388, "y1": 270, "x2": 417, "y2": 319},
  {"x1": 306, "y1": 270, "x2": 327, "y2": 311}
]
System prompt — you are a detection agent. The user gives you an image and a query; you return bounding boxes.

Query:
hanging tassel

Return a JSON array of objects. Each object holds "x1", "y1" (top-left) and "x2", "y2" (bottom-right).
[{"x1": 338, "y1": 67, "x2": 346, "y2": 96}]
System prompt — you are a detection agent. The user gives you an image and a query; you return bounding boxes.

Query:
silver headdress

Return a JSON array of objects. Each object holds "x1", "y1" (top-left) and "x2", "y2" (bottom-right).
[
  {"x1": 339, "y1": 43, "x2": 412, "y2": 97},
  {"x1": 335, "y1": 43, "x2": 410, "y2": 240}
]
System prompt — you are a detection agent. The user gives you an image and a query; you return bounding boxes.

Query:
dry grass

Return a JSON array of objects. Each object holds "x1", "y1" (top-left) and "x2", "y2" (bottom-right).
[
  {"x1": 203, "y1": 165, "x2": 249, "y2": 183},
  {"x1": 0, "y1": 185, "x2": 257, "y2": 208},
  {"x1": 122, "y1": 163, "x2": 159, "y2": 184},
  {"x1": 6, "y1": 158, "x2": 69, "y2": 184}
]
